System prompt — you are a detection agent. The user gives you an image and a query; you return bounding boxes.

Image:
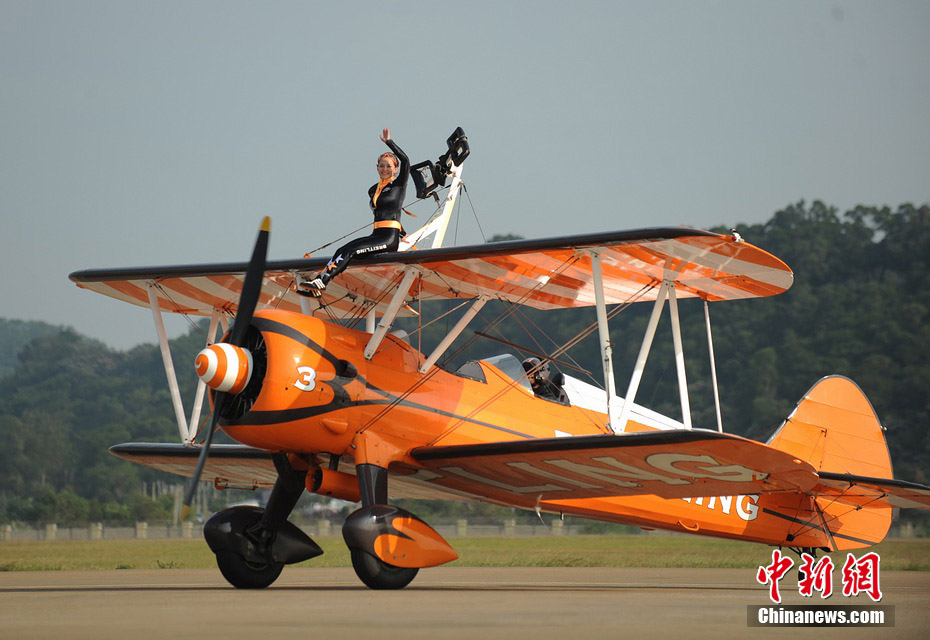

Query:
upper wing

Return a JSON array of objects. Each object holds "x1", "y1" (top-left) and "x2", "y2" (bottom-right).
[
  {"x1": 70, "y1": 227, "x2": 792, "y2": 322},
  {"x1": 69, "y1": 258, "x2": 416, "y2": 321},
  {"x1": 407, "y1": 430, "x2": 819, "y2": 504}
]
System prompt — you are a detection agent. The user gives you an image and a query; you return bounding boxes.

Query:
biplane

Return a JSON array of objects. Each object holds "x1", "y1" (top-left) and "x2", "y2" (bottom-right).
[{"x1": 70, "y1": 129, "x2": 930, "y2": 590}]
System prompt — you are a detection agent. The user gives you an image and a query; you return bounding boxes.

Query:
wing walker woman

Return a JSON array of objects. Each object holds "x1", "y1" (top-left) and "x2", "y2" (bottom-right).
[{"x1": 298, "y1": 128, "x2": 409, "y2": 297}]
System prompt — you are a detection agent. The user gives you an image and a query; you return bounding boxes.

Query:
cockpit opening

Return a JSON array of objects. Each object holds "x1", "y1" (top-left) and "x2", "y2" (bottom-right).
[{"x1": 452, "y1": 353, "x2": 568, "y2": 405}]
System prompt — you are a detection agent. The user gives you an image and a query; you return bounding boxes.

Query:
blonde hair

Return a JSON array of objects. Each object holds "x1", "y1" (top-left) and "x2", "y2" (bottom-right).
[{"x1": 377, "y1": 152, "x2": 399, "y2": 169}]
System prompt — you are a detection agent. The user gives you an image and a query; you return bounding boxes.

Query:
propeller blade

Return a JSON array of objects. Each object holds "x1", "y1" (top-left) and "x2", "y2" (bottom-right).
[
  {"x1": 182, "y1": 216, "x2": 271, "y2": 519},
  {"x1": 181, "y1": 393, "x2": 227, "y2": 519},
  {"x1": 229, "y1": 216, "x2": 271, "y2": 347}
]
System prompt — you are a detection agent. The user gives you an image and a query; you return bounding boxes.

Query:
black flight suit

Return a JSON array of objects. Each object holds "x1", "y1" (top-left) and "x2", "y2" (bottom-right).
[{"x1": 318, "y1": 139, "x2": 409, "y2": 285}]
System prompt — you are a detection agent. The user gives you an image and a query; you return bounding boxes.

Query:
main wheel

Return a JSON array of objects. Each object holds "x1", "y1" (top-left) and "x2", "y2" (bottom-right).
[
  {"x1": 215, "y1": 550, "x2": 284, "y2": 589},
  {"x1": 350, "y1": 548, "x2": 419, "y2": 590}
]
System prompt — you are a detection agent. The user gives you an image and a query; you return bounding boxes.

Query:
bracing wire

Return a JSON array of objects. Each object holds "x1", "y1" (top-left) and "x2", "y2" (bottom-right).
[
  {"x1": 303, "y1": 223, "x2": 371, "y2": 257},
  {"x1": 404, "y1": 299, "x2": 472, "y2": 339},
  {"x1": 152, "y1": 282, "x2": 224, "y2": 336},
  {"x1": 428, "y1": 282, "x2": 654, "y2": 441},
  {"x1": 508, "y1": 306, "x2": 600, "y2": 386},
  {"x1": 357, "y1": 252, "x2": 587, "y2": 434},
  {"x1": 301, "y1": 185, "x2": 446, "y2": 267},
  {"x1": 461, "y1": 182, "x2": 487, "y2": 242}
]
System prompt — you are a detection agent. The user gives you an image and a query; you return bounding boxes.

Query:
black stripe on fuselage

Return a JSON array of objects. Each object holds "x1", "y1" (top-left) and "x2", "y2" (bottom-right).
[
  {"x1": 412, "y1": 430, "x2": 738, "y2": 461},
  {"x1": 252, "y1": 317, "x2": 344, "y2": 370},
  {"x1": 229, "y1": 317, "x2": 534, "y2": 439}
]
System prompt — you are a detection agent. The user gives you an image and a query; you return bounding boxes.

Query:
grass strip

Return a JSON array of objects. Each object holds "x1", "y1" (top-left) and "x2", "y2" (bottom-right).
[{"x1": 1, "y1": 536, "x2": 928, "y2": 572}]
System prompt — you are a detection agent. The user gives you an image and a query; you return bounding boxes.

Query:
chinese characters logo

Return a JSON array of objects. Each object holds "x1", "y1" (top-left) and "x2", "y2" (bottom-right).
[{"x1": 756, "y1": 550, "x2": 882, "y2": 603}]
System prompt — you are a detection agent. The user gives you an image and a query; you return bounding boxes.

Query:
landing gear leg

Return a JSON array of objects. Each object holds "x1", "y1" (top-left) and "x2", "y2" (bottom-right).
[
  {"x1": 346, "y1": 464, "x2": 419, "y2": 590},
  {"x1": 356, "y1": 463, "x2": 388, "y2": 507},
  {"x1": 258, "y1": 454, "x2": 309, "y2": 533},
  {"x1": 206, "y1": 454, "x2": 322, "y2": 589}
]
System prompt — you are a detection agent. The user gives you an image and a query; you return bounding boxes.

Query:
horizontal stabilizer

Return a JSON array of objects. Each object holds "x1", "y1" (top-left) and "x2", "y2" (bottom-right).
[
  {"x1": 409, "y1": 430, "x2": 818, "y2": 503},
  {"x1": 814, "y1": 472, "x2": 930, "y2": 510}
]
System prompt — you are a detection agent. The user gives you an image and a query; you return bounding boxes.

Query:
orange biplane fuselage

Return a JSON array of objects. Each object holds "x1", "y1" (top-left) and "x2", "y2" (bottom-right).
[{"x1": 223, "y1": 310, "x2": 887, "y2": 556}]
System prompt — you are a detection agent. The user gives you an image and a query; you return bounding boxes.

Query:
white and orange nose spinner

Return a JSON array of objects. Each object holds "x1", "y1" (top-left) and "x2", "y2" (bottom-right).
[{"x1": 195, "y1": 344, "x2": 253, "y2": 394}]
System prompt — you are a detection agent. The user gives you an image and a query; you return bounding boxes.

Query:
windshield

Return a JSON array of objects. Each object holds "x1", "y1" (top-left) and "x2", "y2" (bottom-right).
[{"x1": 481, "y1": 354, "x2": 532, "y2": 392}]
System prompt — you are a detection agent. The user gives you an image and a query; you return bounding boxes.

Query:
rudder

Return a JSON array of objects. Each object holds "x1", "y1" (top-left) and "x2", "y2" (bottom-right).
[
  {"x1": 767, "y1": 375, "x2": 893, "y2": 549},
  {"x1": 767, "y1": 375, "x2": 891, "y2": 478}
]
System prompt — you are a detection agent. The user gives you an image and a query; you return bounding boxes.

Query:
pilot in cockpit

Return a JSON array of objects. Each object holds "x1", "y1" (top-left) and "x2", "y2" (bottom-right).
[{"x1": 522, "y1": 357, "x2": 568, "y2": 405}]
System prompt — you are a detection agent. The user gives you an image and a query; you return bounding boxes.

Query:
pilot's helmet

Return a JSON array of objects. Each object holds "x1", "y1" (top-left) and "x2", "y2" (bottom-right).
[{"x1": 522, "y1": 357, "x2": 549, "y2": 381}]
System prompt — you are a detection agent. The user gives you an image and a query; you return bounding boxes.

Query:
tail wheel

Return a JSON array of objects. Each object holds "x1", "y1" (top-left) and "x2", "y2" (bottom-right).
[
  {"x1": 350, "y1": 549, "x2": 418, "y2": 590},
  {"x1": 215, "y1": 550, "x2": 284, "y2": 589}
]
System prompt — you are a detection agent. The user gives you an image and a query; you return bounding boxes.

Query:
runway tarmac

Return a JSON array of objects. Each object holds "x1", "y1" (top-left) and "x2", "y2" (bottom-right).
[{"x1": 1, "y1": 567, "x2": 927, "y2": 639}]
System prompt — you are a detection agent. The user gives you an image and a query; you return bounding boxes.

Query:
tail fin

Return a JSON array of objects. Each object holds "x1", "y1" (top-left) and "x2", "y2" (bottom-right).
[
  {"x1": 768, "y1": 376, "x2": 892, "y2": 549},
  {"x1": 768, "y1": 375, "x2": 891, "y2": 478}
]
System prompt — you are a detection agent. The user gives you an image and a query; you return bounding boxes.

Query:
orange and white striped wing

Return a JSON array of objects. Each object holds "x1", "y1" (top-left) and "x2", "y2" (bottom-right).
[
  {"x1": 70, "y1": 264, "x2": 417, "y2": 320},
  {"x1": 339, "y1": 229, "x2": 793, "y2": 308},
  {"x1": 70, "y1": 227, "x2": 793, "y2": 318}
]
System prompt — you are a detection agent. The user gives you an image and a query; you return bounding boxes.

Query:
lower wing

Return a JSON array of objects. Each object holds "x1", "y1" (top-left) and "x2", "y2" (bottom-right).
[
  {"x1": 109, "y1": 443, "x2": 278, "y2": 489},
  {"x1": 409, "y1": 430, "x2": 930, "y2": 509},
  {"x1": 111, "y1": 435, "x2": 930, "y2": 509}
]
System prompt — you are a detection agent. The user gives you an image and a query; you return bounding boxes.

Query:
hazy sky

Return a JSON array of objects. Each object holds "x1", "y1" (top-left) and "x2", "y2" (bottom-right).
[{"x1": 2, "y1": 1, "x2": 928, "y2": 349}]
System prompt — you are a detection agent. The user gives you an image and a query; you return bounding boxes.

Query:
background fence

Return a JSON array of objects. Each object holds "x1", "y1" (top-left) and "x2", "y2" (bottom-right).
[
  {"x1": 2, "y1": 519, "x2": 594, "y2": 541},
  {"x1": 1, "y1": 520, "x2": 924, "y2": 542}
]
